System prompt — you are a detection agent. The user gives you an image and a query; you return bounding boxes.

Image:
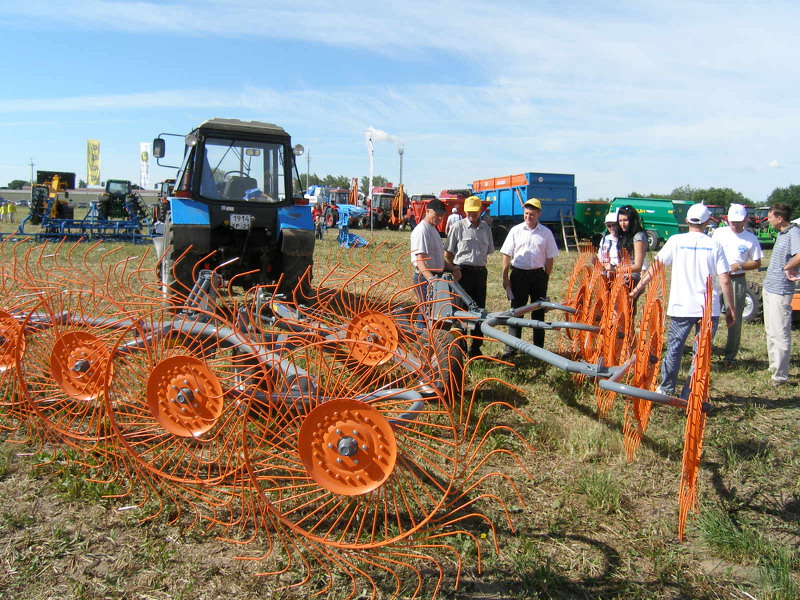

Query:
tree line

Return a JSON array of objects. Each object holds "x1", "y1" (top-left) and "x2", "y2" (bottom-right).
[
  {"x1": 588, "y1": 184, "x2": 800, "y2": 218},
  {"x1": 292, "y1": 174, "x2": 401, "y2": 194}
]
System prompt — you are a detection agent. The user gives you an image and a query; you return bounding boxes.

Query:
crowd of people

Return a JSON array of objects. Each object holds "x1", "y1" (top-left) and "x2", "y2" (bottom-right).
[{"x1": 410, "y1": 197, "x2": 799, "y2": 392}]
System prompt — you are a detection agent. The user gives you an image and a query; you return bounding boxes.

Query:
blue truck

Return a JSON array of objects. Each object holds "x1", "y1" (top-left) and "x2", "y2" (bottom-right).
[{"x1": 471, "y1": 172, "x2": 585, "y2": 245}]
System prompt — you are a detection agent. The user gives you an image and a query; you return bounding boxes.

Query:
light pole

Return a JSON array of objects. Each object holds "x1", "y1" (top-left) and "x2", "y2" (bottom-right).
[
  {"x1": 29, "y1": 158, "x2": 35, "y2": 187},
  {"x1": 397, "y1": 144, "x2": 404, "y2": 185},
  {"x1": 306, "y1": 148, "x2": 310, "y2": 189}
]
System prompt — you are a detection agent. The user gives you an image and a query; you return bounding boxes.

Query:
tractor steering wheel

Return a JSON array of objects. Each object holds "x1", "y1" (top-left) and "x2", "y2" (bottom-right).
[{"x1": 223, "y1": 170, "x2": 245, "y2": 179}]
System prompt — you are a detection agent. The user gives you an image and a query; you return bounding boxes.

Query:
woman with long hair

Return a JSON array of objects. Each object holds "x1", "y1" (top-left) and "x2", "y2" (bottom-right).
[{"x1": 616, "y1": 205, "x2": 647, "y2": 280}]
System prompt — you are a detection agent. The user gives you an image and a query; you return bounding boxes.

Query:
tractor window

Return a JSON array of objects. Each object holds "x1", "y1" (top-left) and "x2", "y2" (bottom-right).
[
  {"x1": 200, "y1": 137, "x2": 287, "y2": 203},
  {"x1": 106, "y1": 181, "x2": 130, "y2": 196}
]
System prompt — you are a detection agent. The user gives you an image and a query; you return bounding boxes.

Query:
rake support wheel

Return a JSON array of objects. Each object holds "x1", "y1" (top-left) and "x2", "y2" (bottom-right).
[{"x1": 678, "y1": 277, "x2": 713, "y2": 541}]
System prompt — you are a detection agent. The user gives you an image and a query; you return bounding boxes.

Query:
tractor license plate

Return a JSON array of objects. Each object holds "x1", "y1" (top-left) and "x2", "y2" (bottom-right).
[{"x1": 230, "y1": 214, "x2": 254, "y2": 230}]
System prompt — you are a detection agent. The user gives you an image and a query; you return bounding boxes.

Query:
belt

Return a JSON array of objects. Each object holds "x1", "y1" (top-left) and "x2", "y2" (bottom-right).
[
  {"x1": 511, "y1": 266, "x2": 545, "y2": 272},
  {"x1": 730, "y1": 272, "x2": 746, "y2": 279},
  {"x1": 456, "y1": 264, "x2": 486, "y2": 271}
]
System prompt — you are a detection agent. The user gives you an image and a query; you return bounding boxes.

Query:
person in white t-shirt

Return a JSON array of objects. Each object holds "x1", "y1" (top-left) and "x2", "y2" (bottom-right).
[
  {"x1": 445, "y1": 206, "x2": 462, "y2": 235},
  {"x1": 596, "y1": 211, "x2": 620, "y2": 270},
  {"x1": 711, "y1": 204, "x2": 763, "y2": 361},
  {"x1": 631, "y1": 203, "x2": 735, "y2": 397}
]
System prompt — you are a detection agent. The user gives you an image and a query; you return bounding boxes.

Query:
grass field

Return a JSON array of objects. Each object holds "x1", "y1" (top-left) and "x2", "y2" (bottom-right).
[{"x1": 0, "y1": 224, "x2": 797, "y2": 600}]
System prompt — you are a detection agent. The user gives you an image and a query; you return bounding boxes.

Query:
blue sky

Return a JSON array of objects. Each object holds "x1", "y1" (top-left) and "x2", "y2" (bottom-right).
[{"x1": 0, "y1": 0, "x2": 797, "y2": 203}]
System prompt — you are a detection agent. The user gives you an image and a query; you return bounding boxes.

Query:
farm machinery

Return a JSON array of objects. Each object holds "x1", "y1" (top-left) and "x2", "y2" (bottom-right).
[
  {"x1": 152, "y1": 118, "x2": 315, "y2": 296},
  {"x1": 0, "y1": 229, "x2": 717, "y2": 597},
  {"x1": 16, "y1": 171, "x2": 155, "y2": 243}
]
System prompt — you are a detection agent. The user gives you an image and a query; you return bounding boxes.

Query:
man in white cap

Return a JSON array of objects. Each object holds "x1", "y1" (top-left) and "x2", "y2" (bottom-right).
[
  {"x1": 597, "y1": 210, "x2": 620, "y2": 270},
  {"x1": 445, "y1": 206, "x2": 462, "y2": 236},
  {"x1": 631, "y1": 203, "x2": 735, "y2": 397},
  {"x1": 500, "y1": 198, "x2": 559, "y2": 356},
  {"x1": 711, "y1": 204, "x2": 762, "y2": 361}
]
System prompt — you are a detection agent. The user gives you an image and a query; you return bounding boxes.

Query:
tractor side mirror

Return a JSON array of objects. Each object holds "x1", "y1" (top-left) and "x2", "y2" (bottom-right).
[{"x1": 153, "y1": 138, "x2": 165, "y2": 159}]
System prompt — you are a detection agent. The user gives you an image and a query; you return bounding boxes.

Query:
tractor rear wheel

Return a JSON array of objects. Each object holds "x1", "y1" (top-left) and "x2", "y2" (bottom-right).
[
  {"x1": 160, "y1": 215, "x2": 198, "y2": 302},
  {"x1": 741, "y1": 281, "x2": 763, "y2": 323}
]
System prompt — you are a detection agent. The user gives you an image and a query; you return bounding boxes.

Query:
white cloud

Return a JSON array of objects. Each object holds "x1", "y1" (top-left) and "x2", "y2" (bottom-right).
[{"x1": 768, "y1": 160, "x2": 783, "y2": 169}]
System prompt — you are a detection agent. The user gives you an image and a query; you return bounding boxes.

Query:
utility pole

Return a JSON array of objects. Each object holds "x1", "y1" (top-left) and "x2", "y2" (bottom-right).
[
  {"x1": 29, "y1": 158, "x2": 35, "y2": 187},
  {"x1": 306, "y1": 149, "x2": 310, "y2": 189}
]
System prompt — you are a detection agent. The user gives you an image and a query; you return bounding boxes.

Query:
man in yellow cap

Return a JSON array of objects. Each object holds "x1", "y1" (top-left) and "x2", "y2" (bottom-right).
[
  {"x1": 445, "y1": 195, "x2": 494, "y2": 357},
  {"x1": 499, "y1": 198, "x2": 559, "y2": 357}
]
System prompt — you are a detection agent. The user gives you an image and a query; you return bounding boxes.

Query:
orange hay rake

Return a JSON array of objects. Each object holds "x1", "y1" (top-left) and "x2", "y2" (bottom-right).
[{"x1": 0, "y1": 239, "x2": 718, "y2": 595}]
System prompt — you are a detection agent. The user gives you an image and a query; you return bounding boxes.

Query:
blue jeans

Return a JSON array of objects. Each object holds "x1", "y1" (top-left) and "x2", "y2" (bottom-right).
[{"x1": 660, "y1": 315, "x2": 719, "y2": 398}]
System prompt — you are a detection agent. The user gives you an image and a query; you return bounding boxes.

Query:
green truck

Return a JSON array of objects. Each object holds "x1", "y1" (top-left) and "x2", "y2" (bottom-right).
[{"x1": 609, "y1": 197, "x2": 692, "y2": 250}]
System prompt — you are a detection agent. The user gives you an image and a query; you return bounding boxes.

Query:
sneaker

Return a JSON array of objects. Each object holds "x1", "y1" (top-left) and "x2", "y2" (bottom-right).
[
  {"x1": 500, "y1": 350, "x2": 516, "y2": 361},
  {"x1": 772, "y1": 378, "x2": 789, "y2": 388},
  {"x1": 655, "y1": 385, "x2": 674, "y2": 396}
]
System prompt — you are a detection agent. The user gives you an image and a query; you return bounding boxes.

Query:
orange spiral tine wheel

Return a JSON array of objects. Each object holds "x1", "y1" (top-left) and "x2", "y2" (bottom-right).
[
  {"x1": 243, "y1": 338, "x2": 459, "y2": 549},
  {"x1": 16, "y1": 290, "x2": 130, "y2": 452},
  {"x1": 104, "y1": 306, "x2": 270, "y2": 487},
  {"x1": 594, "y1": 267, "x2": 634, "y2": 417},
  {"x1": 623, "y1": 261, "x2": 666, "y2": 461},
  {"x1": 678, "y1": 276, "x2": 713, "y2": 541}
]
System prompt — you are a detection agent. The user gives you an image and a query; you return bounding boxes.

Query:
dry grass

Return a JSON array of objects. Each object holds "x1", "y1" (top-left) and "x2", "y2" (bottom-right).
[{"x1": 0, "y1": 226, "x2": 797, "y2": 599}]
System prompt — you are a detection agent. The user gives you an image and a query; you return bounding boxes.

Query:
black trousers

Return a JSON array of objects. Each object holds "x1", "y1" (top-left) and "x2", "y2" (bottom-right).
[
  {"x1": 509, "y1": 266, "x2": 549, "y2": 348},
  {"x1": 457, "y1": 265, "x2": 487, "y2": 352}
]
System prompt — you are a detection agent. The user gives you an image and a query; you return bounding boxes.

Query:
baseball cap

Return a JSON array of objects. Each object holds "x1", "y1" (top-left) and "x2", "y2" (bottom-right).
[
  {"x1": 523, "y1": 198, "x2": 542, "y2": 210},
  {"x1": 604, "y1": 211, "x2": 618, "y2": 224},
  {"x1": 686, "y1": 203, "x2": 712, "y2": 224},
  {"x1": 727, "y1": 203, "x2": 747, "y2": 222},
  {"x1": 451, "y1": 207, "x2": 458, "y2": 213},
  {"x1": 427, "y1": 199, "x2": 446, "y2": 214}
]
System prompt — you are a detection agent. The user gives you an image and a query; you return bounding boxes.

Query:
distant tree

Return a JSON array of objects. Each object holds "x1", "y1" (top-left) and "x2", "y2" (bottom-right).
[
  {"x1": 360, "y1": 175, "x2": 390, "y2": 192},
  {"x1": 690, "y1": 187, "x2": 750, "y2": 210},
  {"x1": 6, "y1": 179, "x2": 27, "y2": 190},
  {"x1": 669, "y1": 185, "x2": 698, "y2": 201},
  {"x1": 766, "y1": 185, "x2": 800, "y2": 217},
  {"x1": 78, "y1": 179, "x2": 87, "y2": 188},
  {"x1": 322, "y1": 175, "x2": 350, "y2": 189}
]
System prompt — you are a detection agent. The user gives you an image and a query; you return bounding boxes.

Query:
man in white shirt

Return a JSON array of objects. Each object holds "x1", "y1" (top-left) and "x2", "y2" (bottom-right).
[
  {"x1": 711, "y1": 204, "x2": 763, "y2": 361},
  {"x1": 631, "y1": 203, "x2": 735, "y2": 397},
  {"x1": 500, "y1": 199, "x2": 560, "y2": 356},
  {"x1": 445, "y1": 206, "x2": 462, "y2": 236},
  {"x1": 410, "y1": 198, "x2": 460, "y2": 303}
]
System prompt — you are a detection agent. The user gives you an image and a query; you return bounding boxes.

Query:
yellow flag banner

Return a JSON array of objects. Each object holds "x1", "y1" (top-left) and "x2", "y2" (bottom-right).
[{"x1": 87, "y1": 140, "x2": 101, "y2": 186}]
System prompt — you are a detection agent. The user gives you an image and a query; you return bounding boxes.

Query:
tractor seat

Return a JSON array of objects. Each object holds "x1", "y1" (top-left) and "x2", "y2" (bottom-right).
[{"x1": 223, "y1": 176, "x2": 258, "y2": 201}]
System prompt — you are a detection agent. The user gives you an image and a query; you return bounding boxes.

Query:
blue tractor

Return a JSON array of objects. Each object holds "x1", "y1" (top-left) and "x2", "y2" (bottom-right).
[{"x1": 153, "y1": 118, "x2": 314, "y2": 298}]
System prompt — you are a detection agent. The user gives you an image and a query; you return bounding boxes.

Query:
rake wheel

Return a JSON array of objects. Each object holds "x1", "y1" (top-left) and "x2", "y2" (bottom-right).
[
  {"x1": 345, "y1": 311, "x2": 400, "y2": 367},
  {"x1": 623, "y1": 263, "x2": 666, "y2": 461},
  {"x1": 104, "y1": 307, "x2": 269, "y2": 486},
  {"x1": 243, "y1": 338, "x2": 459, "y2": 549},
  {"x1": 17, "y1": 290, "x2": 130, "y2": 448},
  {"x1": 0, "y1": 310, "x2": 24, "y2": 374},
  {"x1": 678, "y1": 277, "x2": 713, "y2": 541}
]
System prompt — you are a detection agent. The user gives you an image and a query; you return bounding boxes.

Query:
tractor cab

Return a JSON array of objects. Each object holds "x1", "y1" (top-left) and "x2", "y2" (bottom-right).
[{"x1": 153, "y1": 118, "x2": 314, "y2": 296}]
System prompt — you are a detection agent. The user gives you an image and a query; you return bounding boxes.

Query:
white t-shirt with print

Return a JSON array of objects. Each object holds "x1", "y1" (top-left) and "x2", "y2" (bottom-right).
[
  {"x1": 711, "y1": 226, "x2": 763, "y2": 275},
  {"x1": 655, "y1": 231, "x2": 730, "y2": 317}
]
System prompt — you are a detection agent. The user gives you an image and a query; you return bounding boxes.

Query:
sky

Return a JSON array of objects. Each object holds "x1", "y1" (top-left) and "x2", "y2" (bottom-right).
[{"x1": 0, "y1": 0, "x2": 798, "y2": 203}]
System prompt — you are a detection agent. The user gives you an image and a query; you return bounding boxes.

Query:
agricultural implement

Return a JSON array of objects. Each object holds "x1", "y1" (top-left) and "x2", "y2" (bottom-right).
[
  {"x1": 0, "y1": 239, "x2": 715, "y2": 598},
  {"x1": 14, "y1": 173, "x2": 154, "y2": 243}
]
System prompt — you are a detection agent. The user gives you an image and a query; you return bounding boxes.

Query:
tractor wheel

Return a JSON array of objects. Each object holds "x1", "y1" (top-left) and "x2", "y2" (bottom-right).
[
  {"x1": 279, "y1": 253, "x2": 313, "y2": 299},
  {"x1": 645, "y1": 230, "x2": 660, "y2": 251},
  {"x1": 325, "y1": 209, "x2": 339, "y2": 228},
  {"x1": 742, "y1": 281, "x2": 763, "y2": 323},
  {"x1": 491, "y1": 224, "x2": 508, "y2": 247},
  {"x1": 160, "y1": 215, "x2": 198, "y2": 302}
]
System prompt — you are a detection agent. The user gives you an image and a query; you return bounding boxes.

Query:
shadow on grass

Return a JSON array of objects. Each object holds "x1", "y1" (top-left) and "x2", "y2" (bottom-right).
[{"x1": 454, "y1": 530, "x2": 704, "y2": 599}]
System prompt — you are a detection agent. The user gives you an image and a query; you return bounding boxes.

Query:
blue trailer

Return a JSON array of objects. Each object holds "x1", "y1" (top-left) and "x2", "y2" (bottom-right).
[{"x1": 471, "y1": 172, "x2": 577, "y2": 244}]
